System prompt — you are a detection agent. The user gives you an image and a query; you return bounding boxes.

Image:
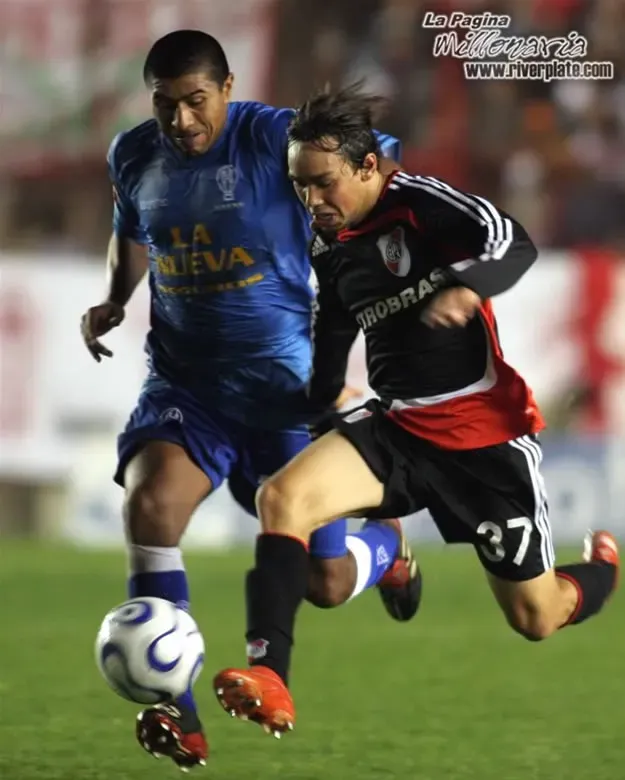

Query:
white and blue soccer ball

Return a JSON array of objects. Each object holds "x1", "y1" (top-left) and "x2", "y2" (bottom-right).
[{"x1": 95, "y1": 597, "x2": 205, "y2": 705}]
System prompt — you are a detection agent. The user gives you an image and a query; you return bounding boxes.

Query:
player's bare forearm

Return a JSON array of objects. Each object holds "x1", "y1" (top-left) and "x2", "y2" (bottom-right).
[{"x1": 105, "y1": 233, "x2": 149, "y2": 307}]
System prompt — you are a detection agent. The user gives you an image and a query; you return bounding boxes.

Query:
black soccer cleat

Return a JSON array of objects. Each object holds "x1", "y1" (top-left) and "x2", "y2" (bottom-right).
[
  {"x1": 136, "y1": 701, "x2": 208, "y2": 771},
  {"x1": 376, "y1": 518, "x2": 423, "y2": 622}
]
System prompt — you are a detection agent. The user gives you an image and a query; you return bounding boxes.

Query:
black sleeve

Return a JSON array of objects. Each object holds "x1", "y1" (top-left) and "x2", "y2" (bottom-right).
[
  {"x1": 307, "y1": 263, "x2": 360, "y2": 416},
  {"x1": 415, "y1": 177, "x2": 538, "y2": 298}
]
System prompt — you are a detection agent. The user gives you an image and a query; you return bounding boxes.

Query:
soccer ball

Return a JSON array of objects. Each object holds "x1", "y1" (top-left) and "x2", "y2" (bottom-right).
[{"x1": 95, "y1": 597, "x2": 205, "y2": 704}]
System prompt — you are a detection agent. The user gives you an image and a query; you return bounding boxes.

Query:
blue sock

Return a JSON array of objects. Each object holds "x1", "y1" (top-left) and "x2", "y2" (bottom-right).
[
  {"x1": 345, "y1": 521, "x2": 400, "y2": 599},
  {"x1": 128, "y1": 545, "x2": 197, "y2": 713},
  {"x1": 128, "y1": 570, "x2": 190, "y2": 610}
]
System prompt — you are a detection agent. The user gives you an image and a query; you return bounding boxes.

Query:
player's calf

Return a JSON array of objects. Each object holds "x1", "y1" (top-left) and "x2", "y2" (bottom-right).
[
  {"x1": 306, "y1": 519, "x2": 422, "y2": 621},
  {"x1": 491, "y1": 570, "x2": 578, "y2": 640},
  {"x1": 489, "y1": 531, "x2": 619, "y2": 641},
  {"x1": 124, "y1": 441, "x2": 209, "y2": 546},
  {"x1": 306, "y1": 555, "x2": 357, "y2": 607}
]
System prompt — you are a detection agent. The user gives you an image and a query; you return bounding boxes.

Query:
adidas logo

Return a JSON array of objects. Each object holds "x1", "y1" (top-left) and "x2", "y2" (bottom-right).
[
  {"x1": 376, "y1": 545, "x2": 391, "y2": 567},
  {"x1": 311, "y1": 235, "x2": 330, "y2": 257}
]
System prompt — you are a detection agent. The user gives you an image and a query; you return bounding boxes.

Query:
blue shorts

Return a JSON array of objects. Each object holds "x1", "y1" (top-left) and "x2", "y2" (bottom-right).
[{"x1": 116, "y1": 378, "x2": 347, "y2": 558}]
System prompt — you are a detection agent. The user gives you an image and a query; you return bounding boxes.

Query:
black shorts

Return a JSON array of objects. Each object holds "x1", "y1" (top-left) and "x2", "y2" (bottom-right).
[{"x1": 334, "y1": 401, "x2": 555, "y2": 582}]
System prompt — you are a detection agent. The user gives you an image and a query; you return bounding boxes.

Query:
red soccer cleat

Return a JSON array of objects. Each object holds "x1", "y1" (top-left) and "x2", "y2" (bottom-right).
[
  {"x1": 376, "y1": 518, "x2": 423, "y2": 622},
  {"x1": 213, "y1": 666, "x2": 295, "y2": 738},
  {"x1": 583, "y1": 530, "x2": 620, "y2": 592},
  {"x1": 136, "y1": 702, "x2": 208, "y2": 771}
]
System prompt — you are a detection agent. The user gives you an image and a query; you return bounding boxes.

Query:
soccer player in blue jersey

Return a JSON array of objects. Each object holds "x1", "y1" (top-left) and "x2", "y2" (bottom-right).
[{"x1": 80, "y1": 30, "x2": 421, "y2": 769}]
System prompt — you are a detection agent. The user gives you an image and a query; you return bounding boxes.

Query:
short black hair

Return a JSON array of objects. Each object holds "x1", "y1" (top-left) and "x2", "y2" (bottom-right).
[
  {"x1": 143, "y1": 30, "x2": 230, "y2": 86},
  {"x1": 287, "y1": 84, "x2": 387, "y2": 168}
]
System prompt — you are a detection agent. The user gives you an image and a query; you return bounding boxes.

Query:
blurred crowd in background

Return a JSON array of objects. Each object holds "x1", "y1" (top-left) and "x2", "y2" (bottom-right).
[
  {"x1": 272, "y1": 0, "x2": 625, "y2": 250},
  {"x1": 2, "y1": 0, "x2": 625, "y2": 254}
]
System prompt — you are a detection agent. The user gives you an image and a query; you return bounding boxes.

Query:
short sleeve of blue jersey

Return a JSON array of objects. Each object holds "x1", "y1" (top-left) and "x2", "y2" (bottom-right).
[
  {"x1": 375, "y1": 131, "x2": 401, "y2": 162},
  {"x1": 107, "y1": 132, "x2": 147, "y2": 244},
  {"x1": 249, "y1": 105, "x2": 295, "y2": 161},
  {"x1": 249, "y1": 105, "x2": 401, "y2": 164}
]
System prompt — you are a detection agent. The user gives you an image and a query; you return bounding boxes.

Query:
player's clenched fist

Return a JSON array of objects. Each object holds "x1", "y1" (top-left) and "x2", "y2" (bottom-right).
[
  {"x1": 421, "y1": 287, "x2": 481, "y2": 329},
  {"x1": 80, "y1": 301, "x2": 125, "y2": 362}
]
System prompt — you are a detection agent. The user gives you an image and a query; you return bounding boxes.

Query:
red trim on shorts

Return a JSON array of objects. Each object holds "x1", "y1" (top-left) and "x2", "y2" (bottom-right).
[
  {"x1": 259, "y1": 531, "x2": 309, "y2": 552},
  {"x1": 556, "y1": 571, "x2": 583, "y2": 624}
]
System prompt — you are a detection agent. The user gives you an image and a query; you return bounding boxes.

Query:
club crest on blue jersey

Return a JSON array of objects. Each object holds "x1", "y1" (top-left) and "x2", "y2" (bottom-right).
[{"x1": 216, "y1": 165, "x2": 239, "y2": 202}]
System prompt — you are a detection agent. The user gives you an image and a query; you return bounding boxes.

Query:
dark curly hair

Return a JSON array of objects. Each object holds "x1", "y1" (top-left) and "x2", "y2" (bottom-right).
[{"x1": 287, "y1": 83, "x2": 388, "y2": 168}]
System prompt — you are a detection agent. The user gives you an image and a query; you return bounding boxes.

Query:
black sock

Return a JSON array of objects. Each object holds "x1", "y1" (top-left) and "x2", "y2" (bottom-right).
[
  {"x1": 245, "y1": 533, "x2": 309, "y2": 685},
  {"x1": 556, "y1": 561, "x2": 617, "y2": 625}
]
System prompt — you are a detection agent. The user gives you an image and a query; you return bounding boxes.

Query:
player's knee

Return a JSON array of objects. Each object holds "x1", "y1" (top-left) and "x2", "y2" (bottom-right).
[
  {"x1": 306, "y1": 558, "x2": 353, "y2": 608},
  {"x1": 255, "y1": 476, "x2": 315, "y2": 535},
  {"x1": 124, "y1": 480, "x2": 187, "y2": 547},
  {"x1": 503, "y1": 600, "x2": 559, "y2": 642}
]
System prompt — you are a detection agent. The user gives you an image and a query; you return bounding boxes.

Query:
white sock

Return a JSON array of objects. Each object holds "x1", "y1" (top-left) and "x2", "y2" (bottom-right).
[
  {"x1": 345, "y1": 535, "x2": 373, "y2": 601},
  {"x1": 128, "y1": 544, "x2": 185, "y2": 574},
  {"x1": 127, "y1": 545, "x2": 189, "y2": 611}
]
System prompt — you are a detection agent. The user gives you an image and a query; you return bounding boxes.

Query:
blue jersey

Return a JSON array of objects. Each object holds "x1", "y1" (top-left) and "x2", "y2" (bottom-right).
[{"x1": 108, "y1": 101, "x2": 400, "y2": 428}]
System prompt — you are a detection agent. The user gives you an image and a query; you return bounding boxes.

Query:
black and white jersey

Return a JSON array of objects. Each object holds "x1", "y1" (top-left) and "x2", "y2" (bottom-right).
[{"x1": 309, "y1": 171, "x2": 545, "y2": 450}]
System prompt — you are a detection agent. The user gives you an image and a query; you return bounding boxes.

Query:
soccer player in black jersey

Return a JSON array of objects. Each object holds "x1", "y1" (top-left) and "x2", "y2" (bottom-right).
[{"x1": 212, "y1": 86, "x2": 619, "y2": 738}]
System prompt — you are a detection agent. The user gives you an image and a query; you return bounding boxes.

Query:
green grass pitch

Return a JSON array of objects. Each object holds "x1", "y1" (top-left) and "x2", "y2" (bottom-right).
[{"x1": 0, "y1": 543, "x2": 622, "y2": 780}]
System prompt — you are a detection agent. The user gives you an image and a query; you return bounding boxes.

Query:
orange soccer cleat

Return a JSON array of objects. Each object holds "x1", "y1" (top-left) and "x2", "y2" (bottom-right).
[{"x1": 213, "y1": 666, "x2": 295, "y2": 738}]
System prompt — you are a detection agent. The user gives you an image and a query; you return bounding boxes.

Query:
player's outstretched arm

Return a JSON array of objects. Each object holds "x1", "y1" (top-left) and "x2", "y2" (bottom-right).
[
  {"x1": 80, "y1": 234, "x2": 148, "y2": 362},
  {"x1": 105, "y1": 232, "x2": 148, "y2": 309},
  {"x1": 81, "y1": 128, "x2": 151, "y2": 362}
]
